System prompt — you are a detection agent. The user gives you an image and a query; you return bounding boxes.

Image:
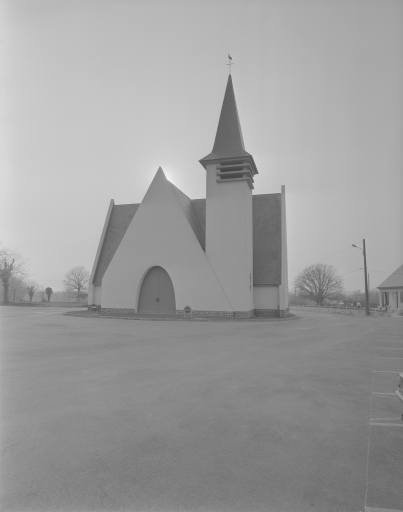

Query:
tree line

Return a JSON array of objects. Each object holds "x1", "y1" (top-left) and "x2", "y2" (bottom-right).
[
  {"x1": 1, "y1": 244, "x2": 378, "y2": 308},
  {"x1": 0, "y1": 244, "x2": 90, "y2": 304}
]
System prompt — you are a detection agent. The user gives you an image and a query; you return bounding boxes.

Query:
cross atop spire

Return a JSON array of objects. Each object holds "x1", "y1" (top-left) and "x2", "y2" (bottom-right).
[{"x1": 227, "y1": 54, "x2": 233, "y2": 75}]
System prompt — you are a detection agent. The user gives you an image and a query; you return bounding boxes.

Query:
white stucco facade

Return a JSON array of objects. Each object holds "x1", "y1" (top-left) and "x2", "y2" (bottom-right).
[
  {"x1": 205, "y1": 163, "x2": 254, "y2": 313},
  {"x1": 279, "y1": 185, "x2": 289, "y2": 312},
  {"x1": 378, "y1": 289, "x2": 403, "y2": 310},
  {"x1": 253, "y1": 286, "x2": 278, "y2": 310},
  {"x1": 88, "y1": 74, "x2": 289, "y2": 318},
  {"x1": 101, "y1": 170, "x2": 233, "y2": 313},
  {"x1": 88, "y1": 199, "x2": 114, "y2": 305}
]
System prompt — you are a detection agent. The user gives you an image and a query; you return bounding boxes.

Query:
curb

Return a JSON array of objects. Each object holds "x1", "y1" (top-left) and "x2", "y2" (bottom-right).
[{"x1": 63, "y1": 312, "x2": 299, "y2": 323}]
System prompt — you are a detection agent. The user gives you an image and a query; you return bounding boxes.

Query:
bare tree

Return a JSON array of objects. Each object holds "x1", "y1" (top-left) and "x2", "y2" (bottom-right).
[
  {"x1": 27, "y1": 284, "x2": 37, "y2": 302},
  {"x1": 45, "y1": 287, "x2": 53, "y2": 302},
  {"x1": 294, "y1": 263, "x2": 344, "y2": 306},
  {"x1": 0, "y1": 245, "x2": 28, "y2": 304},
  {"x1": 63, "y1": 266, "x2": 90, "y2": 302},
  {"x1": 3, "y1": 276, "x2": 28, "y2": 302}
]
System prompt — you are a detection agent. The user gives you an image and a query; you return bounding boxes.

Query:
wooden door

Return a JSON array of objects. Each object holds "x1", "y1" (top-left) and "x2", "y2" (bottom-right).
[
  {"x1": 138, "y1": 267, "x2": 176, "y2": 313},
  {"x1": 157, "y1": 267, "x2": 176, "y2": 312}
]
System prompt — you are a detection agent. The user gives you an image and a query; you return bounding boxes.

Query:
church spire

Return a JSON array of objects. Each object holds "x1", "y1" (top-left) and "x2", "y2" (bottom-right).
[{"x1": 199, "y1": 75, "x2": 258, "y2": 175}]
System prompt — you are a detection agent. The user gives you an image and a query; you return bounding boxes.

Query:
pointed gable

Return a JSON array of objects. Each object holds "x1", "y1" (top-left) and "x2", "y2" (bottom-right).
[
  {"x1": 199, "y1": 75, "x2": 258, "y2": 174},
  {"x1": 91, "y1": 169, "x2": 210, "y2": 287},
  {"x1": 144, "y1": 168, "x2": 206, "y2": 251},
  {"x1": 101, "y1": 168, "x2": 234, "y2": 312}
]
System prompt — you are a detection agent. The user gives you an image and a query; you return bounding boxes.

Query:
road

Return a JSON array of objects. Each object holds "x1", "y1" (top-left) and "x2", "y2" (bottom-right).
[{"x1": 1, "y1": 306, "x2": 402, "y2": 511}]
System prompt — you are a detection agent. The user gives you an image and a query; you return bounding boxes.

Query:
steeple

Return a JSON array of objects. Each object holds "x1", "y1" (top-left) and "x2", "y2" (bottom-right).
[
  {"x1": 200, "y1": 73, "x2": 256, "y2": 314},
  {"x1": 199, "y1": 75, "x2": 258, "y2": 177}
]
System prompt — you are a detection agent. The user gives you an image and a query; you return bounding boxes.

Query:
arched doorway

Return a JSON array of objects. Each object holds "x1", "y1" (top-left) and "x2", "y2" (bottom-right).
[{"x1": 138, "y1": 266, "x2": 176, "y2": 313}]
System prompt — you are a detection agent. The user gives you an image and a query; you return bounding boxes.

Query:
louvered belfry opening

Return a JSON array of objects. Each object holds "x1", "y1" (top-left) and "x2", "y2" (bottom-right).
[{"x1": 216, "y1": 160, "x2": 256, "y2": 189}]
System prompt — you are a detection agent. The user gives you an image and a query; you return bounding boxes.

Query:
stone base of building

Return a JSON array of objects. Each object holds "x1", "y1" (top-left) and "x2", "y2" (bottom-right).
[
  {"x1": 99, "y1": 308, "x2": 255, "y2": 318},
  {"x1": 176, "y1": 309, "x2": 255, "y2": 318},
  {"x1": 98, "y1": 308, "x2": 289, "y2": 319},
  {"x1": 101, "y1": 308, "x2": 136, "y2": 314},
  {"x1": 254, "y1": 308, "x2": 289, "y2": 318}
]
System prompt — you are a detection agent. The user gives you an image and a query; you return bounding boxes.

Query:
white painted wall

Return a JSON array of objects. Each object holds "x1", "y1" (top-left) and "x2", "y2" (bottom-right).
[
  {"x1": 101, "y1": 169, "x2": 233, "y2": 312},
  {"x1": 88, "y1": 199, "x2": 114, "y2": 304},
  {"x1": 253, "y1": 286, "x2": 278, "y2": 309},
  {"x1": 92, "y1": 285, "x2": 102, "y2": 305},
  {"x1": 379, "y1": 288, "x2": 402, "y2": 309},
  {"x1": 279, "y1": 185, "x2": 289, "y2": 311},
  {"x1": 205, "y1": 163, "x2": 254, "y2": 312}
]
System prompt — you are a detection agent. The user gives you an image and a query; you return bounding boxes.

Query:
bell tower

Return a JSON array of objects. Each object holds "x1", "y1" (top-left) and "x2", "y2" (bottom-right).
[{"x1": 199, "y1": 75, "x2": 258, "y2": 316}]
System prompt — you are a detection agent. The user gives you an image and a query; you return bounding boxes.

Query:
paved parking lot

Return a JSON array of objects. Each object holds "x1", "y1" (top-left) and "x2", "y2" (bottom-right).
[{"x1": 1, "y1": 307, "x2": 402, "y2": 512}]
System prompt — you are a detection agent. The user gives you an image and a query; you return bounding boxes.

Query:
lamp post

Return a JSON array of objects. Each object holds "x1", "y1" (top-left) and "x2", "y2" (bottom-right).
[{"x1": 352, "y1": 240, "x2": 370, "y2": 316}]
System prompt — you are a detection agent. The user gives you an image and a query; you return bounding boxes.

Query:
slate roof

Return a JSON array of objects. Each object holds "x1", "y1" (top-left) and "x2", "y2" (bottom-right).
[
  {"x1": 199, "y1": 76, "x2": 258, "y2": 174},
  {"x1": 92, "y1": 204, "x2": 139, "y2": 286},
  {"x1": 252, "y1": 194, "x2": 282, "y2": 285},
  {"x1": 92, "y1": 194, "x2": 282, "y2": 287},
  {"x1": 377, "y1": 264, "x2": 403, "y2": 289}
]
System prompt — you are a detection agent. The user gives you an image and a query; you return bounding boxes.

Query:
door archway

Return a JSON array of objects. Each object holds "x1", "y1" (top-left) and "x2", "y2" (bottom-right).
[{"x1": 138, "y1": 267, "x2": 176, "y2": 313}]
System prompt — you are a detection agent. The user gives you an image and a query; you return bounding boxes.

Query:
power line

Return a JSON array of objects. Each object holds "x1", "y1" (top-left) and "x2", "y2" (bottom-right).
[
  {"x1": 319, "y1": 246, "x2": 352, "y2": 264},
  {"x1": 292, "y1": 247, "x2": 361, "y2": 279},
  {"x1": 33, "y1": 278, "x2": 64, "y2": 281},
  {"x1": 340, "y1": 268, "x2": 361, "y2": 277},
  {"x1": 360, "y1": 269, "x2": 403, "y2": 275}
]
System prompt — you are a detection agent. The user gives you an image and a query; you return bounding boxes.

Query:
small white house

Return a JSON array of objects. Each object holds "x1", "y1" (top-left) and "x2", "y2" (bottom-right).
[
  {"x1": 377, "y1": 264, "x2": 403, "y2": 311},
  {"x1": 88, "y1": 75, "x2": 289, "y2": 318}
]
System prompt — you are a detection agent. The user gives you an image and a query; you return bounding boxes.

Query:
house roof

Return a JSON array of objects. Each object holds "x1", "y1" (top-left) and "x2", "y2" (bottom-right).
[
  {"x1": 252, "y1": 194, "x2": 282, "y2": 285},
  {"x1": 377, "y1": 264, "x2": 403, "y2": 289},
  {"x1": 199, "y1": 75, "x2": 258, "y2": 174},
  {"x1": 92, "y1": 190, "x2": 282, "y2": 287}
]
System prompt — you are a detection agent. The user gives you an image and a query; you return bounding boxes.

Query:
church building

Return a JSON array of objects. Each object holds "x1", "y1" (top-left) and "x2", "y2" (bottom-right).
[{"x1": 88, "y1": 75, "x2": 289, "y2": 318}]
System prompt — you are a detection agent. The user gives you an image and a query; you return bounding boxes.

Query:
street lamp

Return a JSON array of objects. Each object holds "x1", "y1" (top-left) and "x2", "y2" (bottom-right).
[{"x1": 352, "y1": 240, "x2": 370, "y2": 316}]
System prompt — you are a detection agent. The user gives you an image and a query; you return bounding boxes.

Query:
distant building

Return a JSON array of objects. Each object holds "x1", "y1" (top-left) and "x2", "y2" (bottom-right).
[
  {"x1": 377, "y1": 264, "x2": 403, "y2": 310},
  {"x1": 88, "y1": 75, "x2": 289, "y2": 317}
]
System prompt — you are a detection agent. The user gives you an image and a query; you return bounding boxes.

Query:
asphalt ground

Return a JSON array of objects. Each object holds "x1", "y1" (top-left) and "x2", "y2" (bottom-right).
[{"x1": 1, "y1": 307, "x2": 402, "y2": 512}]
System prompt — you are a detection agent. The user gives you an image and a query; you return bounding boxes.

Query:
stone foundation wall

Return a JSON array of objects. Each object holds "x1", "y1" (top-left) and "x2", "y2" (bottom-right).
[
  {"x1": 177, "y1": 309, "x2": 255, "y2": 318},
  {"x1": 101, "y1": 308, "x2": 136, "y2": 314},
  {"x1": 234, "y1": 310, "x2": 255, "y2": 319},
  {"x1": 254, "y1": 309, "x2": 278, "y2": 317},
  {"x1": 254, "y1": 308, "x2": 289, "y2": 318},
  {"x1": 98, "y1": 308, "x2": 291, "y2": 319}
]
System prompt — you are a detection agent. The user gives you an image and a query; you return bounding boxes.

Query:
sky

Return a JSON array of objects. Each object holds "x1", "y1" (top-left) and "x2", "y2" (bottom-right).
[{"x1": 1, "y1": 0, "x2": 402, "y2": 293}]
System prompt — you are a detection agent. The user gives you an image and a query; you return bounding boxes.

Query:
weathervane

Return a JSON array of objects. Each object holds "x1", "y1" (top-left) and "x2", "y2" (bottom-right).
[{"x1": 227, "y1": 54, "x2": 233, "y2": 75}]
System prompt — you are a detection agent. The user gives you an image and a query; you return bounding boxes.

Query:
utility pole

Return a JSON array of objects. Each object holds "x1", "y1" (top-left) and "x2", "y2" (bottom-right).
[
  {"x1": 363, "y1": 239, "x2": 370, "y2": 316},
  {"x1": 352, "y1": 240, "x2": 370, "y2": 316}
]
